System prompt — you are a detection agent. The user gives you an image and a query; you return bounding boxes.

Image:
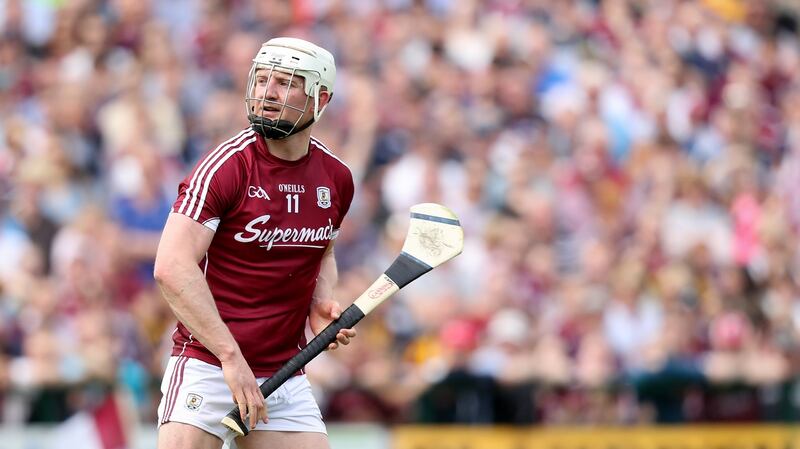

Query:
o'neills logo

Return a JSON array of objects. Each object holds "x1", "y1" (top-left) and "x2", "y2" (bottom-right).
[
  {"x1": 234, "y1": 215, "x2": 335, "y2": 250},
  {"x1": 368, "y1": 278, "x2": 396, "y2": 299}
]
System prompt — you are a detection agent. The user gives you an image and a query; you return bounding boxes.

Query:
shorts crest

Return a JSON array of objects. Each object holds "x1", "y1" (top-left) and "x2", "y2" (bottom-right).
[{"x1": 186, "y1": 393, "x2": 204, "y2": 411}]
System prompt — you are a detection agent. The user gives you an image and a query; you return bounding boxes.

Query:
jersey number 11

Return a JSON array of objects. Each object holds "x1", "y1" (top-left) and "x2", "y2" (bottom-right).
[{"x1": 286, "y1": 194, "x2": 299, "y2": 213}]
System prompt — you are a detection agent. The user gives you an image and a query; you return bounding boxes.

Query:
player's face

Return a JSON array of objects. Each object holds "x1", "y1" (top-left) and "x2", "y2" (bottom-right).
[{"x1": 249, "y1": 67, "x2": 311, "y2": 125}]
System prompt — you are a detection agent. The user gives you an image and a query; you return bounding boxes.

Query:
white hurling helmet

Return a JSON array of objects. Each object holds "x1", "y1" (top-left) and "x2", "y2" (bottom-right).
[{"x1": 245, "y1": 37, "x2": 336, "y2": 139}]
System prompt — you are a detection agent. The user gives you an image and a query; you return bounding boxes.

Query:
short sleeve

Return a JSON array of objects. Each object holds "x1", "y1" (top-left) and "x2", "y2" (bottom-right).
[
  {"x1": 337, "y1": 168, "x2": 355, "y2": 226},
  {"x1": 172, "y1": 133, "x2": 253, "y2": 230}
]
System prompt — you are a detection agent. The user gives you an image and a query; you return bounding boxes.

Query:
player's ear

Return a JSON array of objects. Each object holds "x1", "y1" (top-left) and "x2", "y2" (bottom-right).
[{"x1": 318, "y1": 88, "x2": 332, "y2": 109}]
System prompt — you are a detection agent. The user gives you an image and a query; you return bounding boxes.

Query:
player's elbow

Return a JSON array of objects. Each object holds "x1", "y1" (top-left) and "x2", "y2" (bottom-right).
[
  {"x1": 153, "y1": 259, "x2": 169, "y2": 286},
  {"x1": 153, "y1": 253, "x2": 180, "y2": 287}
]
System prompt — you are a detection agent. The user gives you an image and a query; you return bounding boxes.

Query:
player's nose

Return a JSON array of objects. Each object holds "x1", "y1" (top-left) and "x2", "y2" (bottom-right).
[{"x1": 264, "y1": 80, "x2": 283, "y2": 101}]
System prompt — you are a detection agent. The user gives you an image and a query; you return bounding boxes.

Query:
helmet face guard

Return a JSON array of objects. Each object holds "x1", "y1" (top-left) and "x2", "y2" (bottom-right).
[
  {"x1": 245, "y1": 64, "x2": 313, "y2": 140},
  {"x1": 244, "y1": 37, "x2": 336, "y2": 140}
]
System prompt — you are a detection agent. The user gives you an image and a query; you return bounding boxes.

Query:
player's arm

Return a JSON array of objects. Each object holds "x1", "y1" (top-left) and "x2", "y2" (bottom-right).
[
  {"x1": 310, "y1": 241, "x2": 356, "y2": 350},
  {"x1": 153, "y1": 213, "x2": 236, "y2": 359},
  {"x1": 153, "y1": 212, "x2": 267, "y2": 429},
  {"x1": 313, "y1": 241, "x2": 338, "y2": 306}
]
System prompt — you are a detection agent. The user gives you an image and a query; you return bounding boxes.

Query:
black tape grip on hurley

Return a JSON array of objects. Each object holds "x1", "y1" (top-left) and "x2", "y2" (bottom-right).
[{"x1": 222, "y1": 304, "x2": 365, "y2": 436}]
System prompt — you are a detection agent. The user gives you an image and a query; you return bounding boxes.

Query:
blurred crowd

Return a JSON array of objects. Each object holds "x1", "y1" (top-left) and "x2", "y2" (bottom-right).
[{"x1": 1, "y1": 0, "x2": 800, "y2": 429}]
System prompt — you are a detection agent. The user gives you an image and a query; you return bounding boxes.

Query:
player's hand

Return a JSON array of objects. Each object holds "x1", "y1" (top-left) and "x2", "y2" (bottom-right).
[
  {"x1": 220, "y1": 353, "x2": 268, "y2": 430},
  {"x1": 309, "y1": 298, "x2": 357, "y2": 350}
]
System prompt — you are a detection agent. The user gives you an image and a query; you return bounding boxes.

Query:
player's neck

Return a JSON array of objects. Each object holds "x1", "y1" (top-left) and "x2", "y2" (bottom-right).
[{"x1": 265, "y1": 127, "x2": 312, "y2": 161}]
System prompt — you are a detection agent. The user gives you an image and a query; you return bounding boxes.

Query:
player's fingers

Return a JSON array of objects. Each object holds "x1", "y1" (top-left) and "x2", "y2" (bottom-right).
[
  {"x1": 246, "y1": 387, "x2": 266, "y2": 430},
  {"x1": 236, "y1": 393, "x2": 248, "y2": 422},
  {"x1": 260, "y1": 401, "x2": 269, "y2": 424},
  {"x1": 327, "y1": 341, "x2": 338, "y2": 350},
  {"x1": 329, "y1": 302, "x2": 342, "y2": 319},
  {"x1": 248, "y1": 405, "x2": 257, "y2": 429},
  {"x1": 337, "y1": 329, "x2": 355, "y2": 345}
]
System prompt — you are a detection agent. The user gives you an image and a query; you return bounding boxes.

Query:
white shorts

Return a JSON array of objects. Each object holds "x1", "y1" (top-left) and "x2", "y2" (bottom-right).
[{"x1": 157, "y1": 356, "x2": 326, "y2": 441}]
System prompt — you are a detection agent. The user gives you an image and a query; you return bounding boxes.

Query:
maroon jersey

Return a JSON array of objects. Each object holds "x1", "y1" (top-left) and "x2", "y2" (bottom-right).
[{"x1": 169, "y1": 128, "x2": 354, "y2": 376}]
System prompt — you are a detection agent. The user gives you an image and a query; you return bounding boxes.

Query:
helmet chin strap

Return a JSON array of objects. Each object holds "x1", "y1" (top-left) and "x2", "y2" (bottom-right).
[{"x1": 248, "y1": 114, "x2": 315, "y2": 140}]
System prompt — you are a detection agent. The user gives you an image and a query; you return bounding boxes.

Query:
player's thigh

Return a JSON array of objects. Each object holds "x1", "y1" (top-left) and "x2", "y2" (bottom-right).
[
  {"x1": 158, "y1": 421, "x2": 224, "y2": 449},
  {"x1": 236, "y1": 430, "x2": 330, "y2": 449}
]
